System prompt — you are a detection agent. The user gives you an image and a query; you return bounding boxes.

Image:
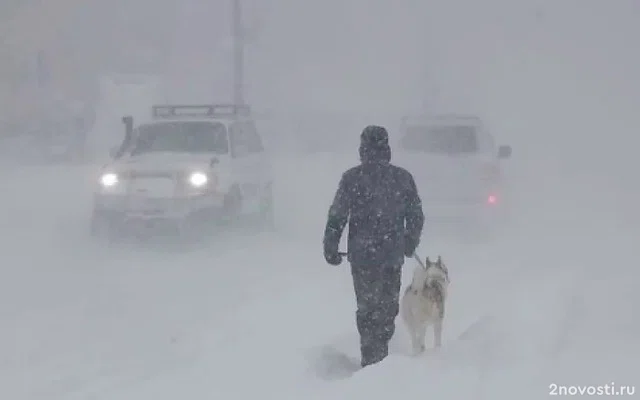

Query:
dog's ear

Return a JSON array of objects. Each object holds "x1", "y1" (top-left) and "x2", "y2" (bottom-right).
[
  {"x1": 425, "y1": 257, "x2": 430, "y2": 267},
  {"x1": 436, "y1": 255, "x2": 442, "y2": 266}
]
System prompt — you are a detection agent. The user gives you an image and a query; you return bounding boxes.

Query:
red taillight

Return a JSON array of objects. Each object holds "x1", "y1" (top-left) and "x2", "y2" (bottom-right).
[{"x1": 487, "y1": 194, "x2": 497, "y2": 205}]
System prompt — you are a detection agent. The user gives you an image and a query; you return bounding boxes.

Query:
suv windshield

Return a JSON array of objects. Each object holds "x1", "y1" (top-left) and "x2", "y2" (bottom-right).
[
  {"x1": 130, "y1": 121, "x2": 229, "y2": 155},
  {"x1": 400, "y1": 125, "x2": 478, "y2": 154}
]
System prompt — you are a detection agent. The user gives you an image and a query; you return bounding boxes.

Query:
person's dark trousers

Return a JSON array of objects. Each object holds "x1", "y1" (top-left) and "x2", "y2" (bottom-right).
[{"x1": 350, "y1": 264, "x2": 402, "y2": 367}]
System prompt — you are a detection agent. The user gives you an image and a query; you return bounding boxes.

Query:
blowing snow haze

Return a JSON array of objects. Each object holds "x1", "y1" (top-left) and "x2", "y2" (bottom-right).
[{"x1": 1, "y1": 1, "x2": 638, "y2": 399}]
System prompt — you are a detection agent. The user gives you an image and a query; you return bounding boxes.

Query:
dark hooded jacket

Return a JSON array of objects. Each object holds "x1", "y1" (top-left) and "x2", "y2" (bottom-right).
[{"x1": 323, "y1": 125, "x2": 425, "y2": 267}]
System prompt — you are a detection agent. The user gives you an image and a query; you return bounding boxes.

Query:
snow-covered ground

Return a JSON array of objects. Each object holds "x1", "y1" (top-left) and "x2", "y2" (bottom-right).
[
  {"x1": 1, "y1": 146, "x2": 637, "y2": 399},
  {"x1": 2, "y1": 1, "x2": 639, "y2": 399}
]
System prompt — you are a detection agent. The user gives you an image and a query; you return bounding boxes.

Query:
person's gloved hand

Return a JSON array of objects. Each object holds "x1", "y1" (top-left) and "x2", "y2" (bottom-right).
[{"x1": 324, "y1": 250, "x2": 343, "y2": 266}]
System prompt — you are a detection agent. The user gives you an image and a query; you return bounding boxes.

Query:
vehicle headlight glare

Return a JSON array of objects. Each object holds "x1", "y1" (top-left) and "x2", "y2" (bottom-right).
[
  {"x1": 189, "y1": 172, "x2": 208, "y2": 187},
  {"x1": 100, "y1": 173, "x2": 118, "y2": 187}
]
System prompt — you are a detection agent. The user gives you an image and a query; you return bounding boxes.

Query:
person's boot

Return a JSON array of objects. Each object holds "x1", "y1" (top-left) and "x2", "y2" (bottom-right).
[
  {"x1": 359, "y1": 327, "x2": 378, "y2": 367},
  {"x1": 360, "y1": 339, "x2": 389, "y2": 367},
  {"x1": 360, "y1": 343, "x2": 375, "y2": 368}
]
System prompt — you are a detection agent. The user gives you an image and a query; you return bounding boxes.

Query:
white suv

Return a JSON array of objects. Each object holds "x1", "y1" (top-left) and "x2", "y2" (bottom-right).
[
  {"x1": 395, "y1": 114, "x2": 512, "y2": 238},
  {"x1": 90, "y1": 104, "x2": 274, "y2": 240}
]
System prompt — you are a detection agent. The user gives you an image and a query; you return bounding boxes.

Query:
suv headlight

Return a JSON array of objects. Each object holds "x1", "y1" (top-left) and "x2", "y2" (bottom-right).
[
  {"x1": 100, "y1": 172, "x2": 118, "y2": 187},
  {"x1": 188, "y1": 172, "x2": 208, "y2": 187}
]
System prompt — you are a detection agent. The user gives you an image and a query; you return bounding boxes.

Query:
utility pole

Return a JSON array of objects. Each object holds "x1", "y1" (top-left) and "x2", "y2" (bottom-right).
[{"x1": 232, "y1": 0, "x2": 244, "y2": 105}]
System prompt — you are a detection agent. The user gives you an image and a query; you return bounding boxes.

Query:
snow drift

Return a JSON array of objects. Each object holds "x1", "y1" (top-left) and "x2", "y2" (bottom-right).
[{"x1": 2, "y1": 0, "x2": 639, "y2": 399}]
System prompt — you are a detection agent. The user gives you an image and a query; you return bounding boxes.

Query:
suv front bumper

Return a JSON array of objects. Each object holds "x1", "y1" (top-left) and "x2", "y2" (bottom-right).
[{"x1": 92, "y1": 192, "x2": 225, "y2": 223}]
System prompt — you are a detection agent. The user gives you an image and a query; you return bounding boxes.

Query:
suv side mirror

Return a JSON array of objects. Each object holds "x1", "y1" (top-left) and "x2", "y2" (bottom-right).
[
  {"x1": 497, "y1": 145, "x2": 512, "y2": 159},
  {"x1": 111, "y1": 115, "x2": 135, "y2": 160},
  {"x1": 210, "y1": 157, "x2": 219, "y2": 167}
]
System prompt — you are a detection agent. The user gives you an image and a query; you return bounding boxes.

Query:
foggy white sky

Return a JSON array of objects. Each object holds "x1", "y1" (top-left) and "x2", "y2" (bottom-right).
[{"x1": 2, "y1": 0, "x2": 639, "y2": 221}]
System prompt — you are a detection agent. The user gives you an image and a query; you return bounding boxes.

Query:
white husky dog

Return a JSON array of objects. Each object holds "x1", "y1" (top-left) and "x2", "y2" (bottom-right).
[{"x1": 400, "y1": 255, "x2": 450, "y2": 354}]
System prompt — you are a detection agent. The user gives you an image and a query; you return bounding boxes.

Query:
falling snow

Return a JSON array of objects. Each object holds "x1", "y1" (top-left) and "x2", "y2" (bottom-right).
[{"x1": 1, "y1": 1, "x2": 639, "y2": 399}]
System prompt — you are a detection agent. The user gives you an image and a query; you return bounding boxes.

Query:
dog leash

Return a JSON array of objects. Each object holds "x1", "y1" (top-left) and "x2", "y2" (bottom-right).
[
  {"x1": 412, "y1": 252, "x2": 427, "y2": 270},
  {"x1": 338, "y1": 251, "x2": 428, "y2": 271}
]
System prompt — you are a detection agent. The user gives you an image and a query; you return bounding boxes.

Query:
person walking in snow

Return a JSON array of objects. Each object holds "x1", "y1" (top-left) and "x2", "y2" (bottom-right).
[{"x1": 323, "y1": 125, "x2": 425, "y2": 368}]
